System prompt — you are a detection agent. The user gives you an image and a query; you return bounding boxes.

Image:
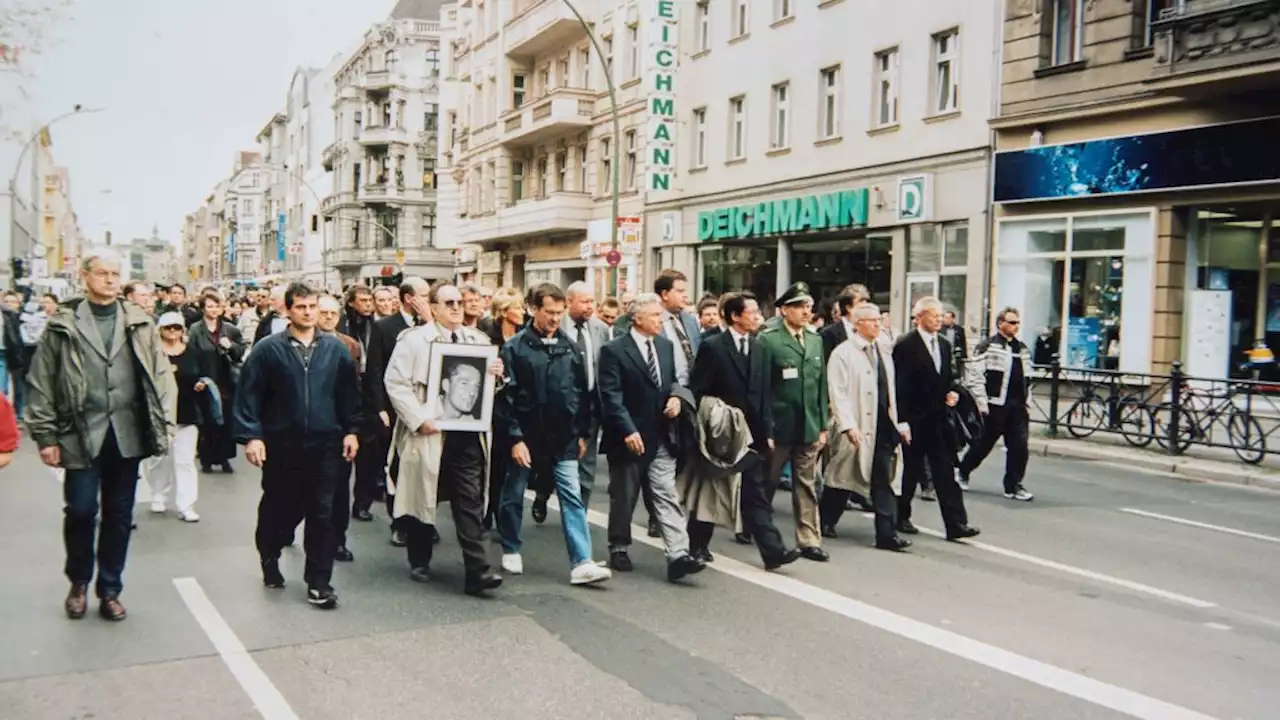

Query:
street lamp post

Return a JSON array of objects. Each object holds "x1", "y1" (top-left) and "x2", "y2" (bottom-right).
[
  {"x1": 6, "y1": 106, "x2": 105, "y2": 285},
  {"x1": 562, "y1": 0, "x2": 621, "y2": 297}
]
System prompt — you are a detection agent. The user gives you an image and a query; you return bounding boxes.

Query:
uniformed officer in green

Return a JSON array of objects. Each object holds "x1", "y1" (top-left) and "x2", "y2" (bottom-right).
[{"x1": 758, "y1": 282, "x2": 829, "y2": 561}]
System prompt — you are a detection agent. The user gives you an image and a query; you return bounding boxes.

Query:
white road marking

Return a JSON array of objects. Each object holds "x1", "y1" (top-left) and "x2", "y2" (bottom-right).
[
  {"x1": 531, "y1": 493, "x2": 1219, "y2": 720},
  {"x1": 173, "y1": 577, "x2": 299, "y2": 720},
  {"x1": 913, "y1": 527, "x2": 1217, "y2": 609},
  {"x1": 1204, "y1": 623, "x2": 1233, "y2": 631},
  {"x1": 1120, "y1": 508, "x2": 1280, "y2": 545}
]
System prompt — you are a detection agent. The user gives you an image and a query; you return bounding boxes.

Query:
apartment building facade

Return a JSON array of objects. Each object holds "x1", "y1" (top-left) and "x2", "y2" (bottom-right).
[
  {"x1": 320, "y1": 4, "x2": 454, "y2": 287},
  {"x1": 218, "y1": 150, "x2": 266, "y2": 284},
  {"x1": 39, "y1": 165, "x2": 85, "y2": 279},
  {"x1": 122, "y1": 226, "x2": 178, "y2": 285},
  {"x1": 641, "y1": 0, "x2": 1002, "y2": 328},
  {"x1": 442, "y1": 0, "x2": 651, "y2": 295},
  {"x1": 993, "y1": 0, "x2": 1280, "y2": 380}
]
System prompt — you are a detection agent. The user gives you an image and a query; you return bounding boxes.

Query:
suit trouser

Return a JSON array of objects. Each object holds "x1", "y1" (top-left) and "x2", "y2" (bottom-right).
[
  {"x1": 688, "y1": 451, "x2": 787, "y2": 562},
  {"x1": 607, "y1": 444, "x2": 689, "y2": 560},
  {"x1": 352, "y1": 428, "x2": 386, "y2": 513},
  {"x1": 333, "y1": 461, "x2": 353, "y2": 547},
  {"x1": 766, "y1": 441, "x2": 823, "y2": 548},
  {"x1": 900, "y1": 440, "x2": 968, "y2": 533},
  {"x1": 400, "y1": 433, "x2": 490, "y2": 575},
  {"x1": 959, "y1": 404, "x2": 1030, "y2": 494},
  {"x1": 254, "y1": 441, "x2": 343, "y2": 589},
  {"x1": 818, "y1": 439, "x2": 899, "y2": 545}
]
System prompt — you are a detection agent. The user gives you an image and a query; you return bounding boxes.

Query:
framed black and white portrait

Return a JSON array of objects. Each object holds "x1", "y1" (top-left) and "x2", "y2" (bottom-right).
[{"x1": 427, "y1": 342, "x2": 498, "y2": 432}]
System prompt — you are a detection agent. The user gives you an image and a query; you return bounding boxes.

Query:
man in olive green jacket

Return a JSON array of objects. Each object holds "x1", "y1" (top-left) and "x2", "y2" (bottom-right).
[
  {"x1": 758, "y1": 283, "x2": 829, "y2": 562},
  {"x1": 26, "y1": 249, "x2": 175, "y2": 623}
]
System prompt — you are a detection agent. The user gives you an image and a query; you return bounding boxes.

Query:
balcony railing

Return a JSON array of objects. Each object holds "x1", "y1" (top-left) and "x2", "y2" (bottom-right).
[
  {"x1": 1150, "y1": 0, "x2": 1280, "y2": 85},
  {"x1": 319, "y1": 192, "x2": 355, "y2": 215},
  {"x1": 455, "y1": 192, "x2": 594, "y2": 245},
  {"x1": 499, "y1": 87, "x2": 595, "y2": 147},
  {"x1": 359, "y1": 124, "x2": 411, "y2": 146}
]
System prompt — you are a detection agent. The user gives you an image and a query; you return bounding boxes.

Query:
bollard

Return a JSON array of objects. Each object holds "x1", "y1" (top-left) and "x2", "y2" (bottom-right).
[
  {"x1": 1047, "y1": 356, "x2": 1061, "y2": 437},
  {"x1": 1166, "y1": 361, "x2": 1183, "y2": 456}
]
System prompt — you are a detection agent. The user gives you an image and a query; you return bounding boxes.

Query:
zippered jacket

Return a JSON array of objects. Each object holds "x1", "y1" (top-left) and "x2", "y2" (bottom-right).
[{"x1": 232, "y1": 331, "x2": 362, "y2": 446}]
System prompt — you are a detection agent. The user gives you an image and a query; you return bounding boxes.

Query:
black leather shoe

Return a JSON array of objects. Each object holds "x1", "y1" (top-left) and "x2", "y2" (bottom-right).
[
  {"x1": 821, "y1": 524, "x2": 838, "y2": 539},
  {"x1": 763, "y1": 548, "x2": 802, "y2": 571},
  {"x1": 531, "y1": 497, "x2": 548, "y2": 524},
  {"x1": 390, "y1": 530, "x2": 407, "y2": 547},
  {"x1": 464, "y1": 571, "x2": 503, "y2": 596},
  {"x1": 947, "y1": 525, "x2": 981, "y2": 541},
  {"x1": 65, "y1": 584, "x2": 88, "y2": 619},
  {"x1": 335, "y1": 546, "x2": 354, "y2": 562},
  {"x1": 734, "y1": 532, "x2": 754, "y2": 545},
  {"x1": 609, "y1": 550, "x2": 633, "y2": 572},
  {"x1": 261, "y1": 559, "x2": 285, "y2": 589},
  {"x1": 99, "y1": 596, "x2": 127, "y2": 622},
  {"x1": 667, "y1": 554, "x2": 706, "y2": 582},
  {"x1": 897, "y1": 520, "x2": 919, "y2": 535},
  {"x1": 409, "y1": 567, "x2": 432, "y2": 584},
  {"x1": 799, "y1": 546, "x2": 830, "y2": 562},
  {"x1": 876, "y1": 537, "x2": 913, "y2": 552},
  {"x1": 353, "y1": 508, "x2": 374, "y2": 522},
  {"x1": 647, "y1": 517, "x2": 661, "y2": 538},
  {"x1": 220, "y1": 462, "x2": 233, "y2": 474},
  {"x1": 431, "y1": 526, "x2": 441, "y2": 544},
  {"x1": 692, "y1": 547, "x2": 714, "y2": 563}
]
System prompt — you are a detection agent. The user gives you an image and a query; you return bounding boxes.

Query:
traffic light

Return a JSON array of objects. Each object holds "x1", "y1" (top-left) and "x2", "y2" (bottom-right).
[{"x1": 10, "y1": 257, "x2": 25, "y2": 280}]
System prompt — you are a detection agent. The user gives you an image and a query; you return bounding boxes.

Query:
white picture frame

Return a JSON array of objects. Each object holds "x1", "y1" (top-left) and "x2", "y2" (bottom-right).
[{"x1": 426, "y1": 342, "x2": 498, "y2": 432}]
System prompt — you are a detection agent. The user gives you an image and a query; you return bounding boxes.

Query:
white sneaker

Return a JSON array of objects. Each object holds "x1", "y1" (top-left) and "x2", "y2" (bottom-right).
[
  {"x1": 150, "y1": 502, "x2": 166, "y2": 514},
  {"x1": 1004, "y1": 487, "x2": 1034, "y2": 502},
  {"x1": 178, "y1": 509, "x2": 201, "y2": 523},
  {"x1": 570, "y1": 561, "x2": 612, "y2": 586},
  {"x1": 501, "y1": 553, "x2": 524, "y2": 575}
]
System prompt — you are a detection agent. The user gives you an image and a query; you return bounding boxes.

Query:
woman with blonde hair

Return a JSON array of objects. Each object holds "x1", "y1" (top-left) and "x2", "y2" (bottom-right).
[{"x1": 484, "y1": 287, "x2": 526, "y2": 346}]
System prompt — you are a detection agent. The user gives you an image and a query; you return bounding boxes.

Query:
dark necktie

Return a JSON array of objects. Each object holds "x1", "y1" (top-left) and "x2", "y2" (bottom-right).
[
  {"x1": 646, "y1": 339, "x2": 661, "y2": 386},
  {"x1": 738, "y1": 336, "x2": 747, "y2": 356},
  {"x1": 670, "y1": 315, "x2": 694, "y2": 365},
  {"x1": 450, "y1": 331, "x2": 459, "y2": 343}
]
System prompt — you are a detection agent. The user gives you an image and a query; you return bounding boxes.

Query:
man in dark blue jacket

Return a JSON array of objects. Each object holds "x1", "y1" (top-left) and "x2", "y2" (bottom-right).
[
  {"x1": 495, "y1": 283, "x2": 610, "y2": 586},
  {"x1": 233, "y1": 283, "x2": 361, "y2": 610}
]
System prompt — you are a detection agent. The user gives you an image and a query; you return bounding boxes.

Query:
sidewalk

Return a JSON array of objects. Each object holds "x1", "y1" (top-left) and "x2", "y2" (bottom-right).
[{"x1": 1030, "y1": 433, "x2": 1280, "y2": 492}]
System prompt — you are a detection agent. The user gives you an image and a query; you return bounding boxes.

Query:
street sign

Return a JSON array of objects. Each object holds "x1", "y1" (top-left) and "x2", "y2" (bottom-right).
[
  {"x1": 606, "y1": 250, "x2": 622, "y2": 267},
  {"x1": 395, "y1": 249, "x2": 405, "y2": 265}
]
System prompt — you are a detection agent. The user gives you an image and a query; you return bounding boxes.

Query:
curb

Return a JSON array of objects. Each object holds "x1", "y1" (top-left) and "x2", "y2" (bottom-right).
[{"x1": 1029, "y1": 438, "x2": 1280, "y2": 492}]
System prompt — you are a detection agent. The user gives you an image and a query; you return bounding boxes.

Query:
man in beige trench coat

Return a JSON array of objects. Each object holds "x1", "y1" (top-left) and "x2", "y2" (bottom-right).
[{"x1": 820, "y1": 303, "x2": 913, "y2": 551}]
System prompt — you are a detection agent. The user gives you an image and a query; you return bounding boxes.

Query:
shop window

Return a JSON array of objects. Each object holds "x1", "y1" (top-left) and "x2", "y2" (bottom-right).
[
  {"x1": 907, "y1": 223, "x2": 969, "y2": 318},
  {"x1": 996, "y1": 213, "x2": 1154, "y2": 373},
  {"x1": 791, "y1": 236, "x2": 891, "y2": 313},
  {"x1": 701, "y1": 245, "x2": 779, "y2": 312}
]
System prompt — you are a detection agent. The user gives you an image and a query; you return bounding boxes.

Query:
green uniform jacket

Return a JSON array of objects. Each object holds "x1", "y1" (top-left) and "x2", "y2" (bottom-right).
[
  {"x1": 758, "y1": 324, "x2": 827, "y2": 445},
  {"x1": 25, "y1": 299, "x2": 175, "y2": 470}
]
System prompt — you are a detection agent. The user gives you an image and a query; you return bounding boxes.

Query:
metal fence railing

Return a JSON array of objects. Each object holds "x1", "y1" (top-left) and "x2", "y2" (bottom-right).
[{"x1": 1028, "y1": 361, "x2": 1280, "y2": 465}]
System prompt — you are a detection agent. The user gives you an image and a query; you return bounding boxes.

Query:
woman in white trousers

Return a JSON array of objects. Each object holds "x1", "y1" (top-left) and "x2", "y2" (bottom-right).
[{"x1": 148, "y1": 312, "x2": 202, "y2": 522}]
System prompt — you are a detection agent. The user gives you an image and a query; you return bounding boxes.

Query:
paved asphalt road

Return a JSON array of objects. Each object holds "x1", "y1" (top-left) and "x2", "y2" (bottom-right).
[{"x1": 2, "y1": 443, "x2": 1278, "y2": 720}]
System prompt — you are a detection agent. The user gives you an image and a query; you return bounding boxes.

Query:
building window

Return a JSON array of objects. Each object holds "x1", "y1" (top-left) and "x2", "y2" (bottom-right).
[
  {"x1": 422, "y1": 157, "x2": 437, "y2": 189},
  {"x1": 384, "y1": 50, "x2": 397, "y2": 72},
  {"x1": 692, "y1": 107, "x2": 707, "y2": 168},
  {"x1": 909, "y1": 223, "x2": 970, "y2": 319},
  {"x1": 604, "y1": 35, "x2": 614, "y2": 81},
  {"x1": 377, "y1": 210, "x2": 397, "y2": 249},
  {"x1": 819, "y1": 65, "x2": 840, "y2": 139},
  {"x1": 1142, "y1": 0, "x2": 1183, "y2": 47},
  {"x1": 424, "y1": 103, "x2": 439, "y2": 131},
  {"x1": 557, "y1": 54, "x2": 570, "y2": 88},
  {"x1": 512, "y1": 74, "x2": 526, "y2": 109},
  {"x1": 241, "y1": 199, "x2": 254, "y2": 216},
  {"x1": 732, "y1": 0, "x2": 749, "y2": 38},
  {"x1": 511, "y1": 160, "x2": 525, "y2": 202},
  {"x1": 538, "y1": 156, "x2": 550, "y2": 197},
  {"x1": 579, "y1": 47, "x2": 591, "y2": 87},
  {"x1": 600, "y1": 137, "x2": 612, "y2": 195},
  {"x1": 729, "y1": 96, "x2": 746, "y2": 160},
  {"x1": 773, "y1": 0, "x2": 791, "y2": 22},
  {"x1": 874, "y1": 48, "x2": 899, "y2": 127},
  {"x1": 538, "y1": 65, "x2": 551, "y2": 95},
  {"x1": 627, "y1": 23, "x2": 640, "y2": 80},
  {"x1": 421, "y1": 206, "x2": 436, "y2": 247},
  {"x1": 486, "y1": 161, "x2": 496, "y2": 211},
  {"x1": 577, "y1": 145, "x2": 588, "y2": 192},
  {"x1": 770, "y1": 82, "x2": 789, "y2": 150},
  {"x1": 1051, "y1": 0, "x2": 1085, "y2": 66},
  {"x1": 556, "y1": 150, "x2": 568, "y2": 192},
  {"x1": 625, "y1": 130, "x2": 637, "y2": 190},
  {"x1": 932, "y1": 30, "x2": 960, "y2": 114},
  {"x1": 426, "y1": 48, "x2": 440, "y2": 76},
  {"x1": 696, "y1": 3, "x2": 711, "y2": 52}
]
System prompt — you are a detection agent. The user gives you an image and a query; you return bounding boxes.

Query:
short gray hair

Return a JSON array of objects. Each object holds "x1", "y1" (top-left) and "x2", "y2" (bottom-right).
[
  {"x1": 458, "y1": 282, "x2": 481, "y2": 296},
  {"x1": 629, "y1": 292, "x2": 662, "y2": 314},
  {"x1": 269, "y1": 284, "x2": 287, "y2": 300},
  {"x1": 565, "y1": 281, "x2": 592, "y2": 300},
  {"x1": 912, "y1": 295, "x2": 943, "y2": 318},
  {"x1": 80, "y1": 247, "x2": 122, "y2": 272},
  {"x1": 318, "y1": 295, "x2": 341, "y2": 312},
  {"x1": 851, "y1": 304, "x2": 881, "y2": 322}
]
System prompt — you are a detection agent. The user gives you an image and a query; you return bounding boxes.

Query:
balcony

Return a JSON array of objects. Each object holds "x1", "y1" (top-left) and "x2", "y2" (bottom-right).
[
  {"x1": 319, "y1": 192, "x2": 356, "y2": 216},
  {"x1": 321, "y1": 142, "x2": 339, "y2": 171},
  {"x1": 360, "y1": 70, "x2": 396, "y2": 92},
  {"x1": 1149, "y1": 0, "x2": 1280, "y2": 92},
  {"x1": 359, "y1": 183, "x2": 401, "y2": 204},
  {"x1": 504, "y1": 0, "x2": 588, "y2": 58},
  {"x1": 327, "y1": 245, "x2": 389, "y2": 268},
  {"x1": 359, "y1": 124, "x2": 411, "y2": 147},
  {"x1": 499, "y1": 88, "x2": 595, "y2": 147},
  {"x1": 455, "y1": 192, "x2": 593, "y2": 245}
]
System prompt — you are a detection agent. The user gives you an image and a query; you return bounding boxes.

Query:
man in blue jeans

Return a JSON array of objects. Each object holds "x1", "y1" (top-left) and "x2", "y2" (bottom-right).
[
  {"x1": 496, "y1": 282, "x2": 610, "y2": 586},
  {"x1": 25, "y1": 248, "x2": 175, "y2": 622}
]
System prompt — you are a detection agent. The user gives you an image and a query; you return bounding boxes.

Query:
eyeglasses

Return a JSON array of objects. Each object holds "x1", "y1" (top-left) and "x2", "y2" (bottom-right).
[
  {"x1": 440, "y1": 299, "x2": 462, "y2": 308},
  {"x1": 1003, "y1": 319, "x2": 1021, "y2": 325}
]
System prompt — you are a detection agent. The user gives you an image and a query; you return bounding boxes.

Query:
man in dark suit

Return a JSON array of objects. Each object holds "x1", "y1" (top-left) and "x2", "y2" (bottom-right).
[
  {"x1": 941, "y1": 310, "x2": 968, "y2": 360},
  {"x1": 891, "y1": 295, "x2": 980, "y2": 541},
  {"x1": 599, "y1": 293, "x2": 705, "y2": 582},
  {"x1": 362, "y1": 276, "x2": 432, "y2": 546},
  {"x1": 687, "y1": 291, "x2": 801, "y2": 571},
  {"x1": 819, "y1": 284, "x2": 869, "y2": 362}
]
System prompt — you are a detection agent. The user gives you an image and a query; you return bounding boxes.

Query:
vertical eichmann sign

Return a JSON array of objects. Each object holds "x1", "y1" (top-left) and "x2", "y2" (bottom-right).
[{"x1": 646, "y1": 0, "x2": 677, "y2": 192}]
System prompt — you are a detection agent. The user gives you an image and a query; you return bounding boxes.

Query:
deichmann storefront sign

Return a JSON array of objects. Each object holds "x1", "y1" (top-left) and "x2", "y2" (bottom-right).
[
  {"x1": 697, "y1": 188, "x2": 870, "y2": 242},
  {"x1": 646, "y1": 0, "x2": 677, "y2": 192}
]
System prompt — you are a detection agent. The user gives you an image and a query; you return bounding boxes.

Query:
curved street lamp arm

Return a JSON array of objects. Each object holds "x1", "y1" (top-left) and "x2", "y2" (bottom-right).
[{"x1": 9, "y1": 107, "x2": 107, "y2": 189}]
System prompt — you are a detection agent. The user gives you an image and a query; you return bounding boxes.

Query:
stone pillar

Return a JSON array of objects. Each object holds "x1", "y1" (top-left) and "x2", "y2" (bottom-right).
[{"x1": 1152, "y1": 206, "x2": 1188, "y2": 376}]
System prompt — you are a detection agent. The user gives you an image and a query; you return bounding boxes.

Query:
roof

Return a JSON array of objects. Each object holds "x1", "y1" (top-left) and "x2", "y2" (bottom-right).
[{"x1": 388, "y1": 0, "x2": 449, "y2": 20}]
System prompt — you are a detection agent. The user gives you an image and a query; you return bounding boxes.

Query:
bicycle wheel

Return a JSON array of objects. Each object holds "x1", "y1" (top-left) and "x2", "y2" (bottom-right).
[
  {"x1": 1117, "y1": 398, "x2": 1155, "y2": 448},
  {"x1": 1065, "y1": 395, "x2": 1106, "y2": 438},
  {"x1": 1226, "y1": 411, "x2": 1266, "y2": 465},
  {"x1": 1151, "y1": 403, "x2": 1194, "y2": 453}
]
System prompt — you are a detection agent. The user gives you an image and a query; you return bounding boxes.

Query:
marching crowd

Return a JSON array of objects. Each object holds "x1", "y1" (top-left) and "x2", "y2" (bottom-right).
[{"x1": 19, "y1": 247, "x2": 1037, "y2": 619}]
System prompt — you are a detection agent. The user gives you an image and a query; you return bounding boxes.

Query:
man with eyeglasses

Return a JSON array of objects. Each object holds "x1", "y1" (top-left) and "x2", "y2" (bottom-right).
[{"x1": 958, "y1": 307, "x2": 1034, "y2": 502}]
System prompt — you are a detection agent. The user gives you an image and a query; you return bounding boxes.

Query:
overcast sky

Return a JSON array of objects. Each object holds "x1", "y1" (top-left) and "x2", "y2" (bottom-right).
[{"x1": 27, "y1": 0, "x2": 397, "y2": 247}]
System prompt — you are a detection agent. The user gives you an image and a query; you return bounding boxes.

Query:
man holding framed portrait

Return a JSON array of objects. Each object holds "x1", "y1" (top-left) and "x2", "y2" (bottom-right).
[{"x1": 383, "y1": 283, "x2": 504, "y2": 596}]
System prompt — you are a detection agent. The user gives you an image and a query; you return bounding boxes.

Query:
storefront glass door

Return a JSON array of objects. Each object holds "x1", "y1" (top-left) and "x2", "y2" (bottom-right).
[{"x1": 700, "y1": 245, "x2": 779, "y2": 310}]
